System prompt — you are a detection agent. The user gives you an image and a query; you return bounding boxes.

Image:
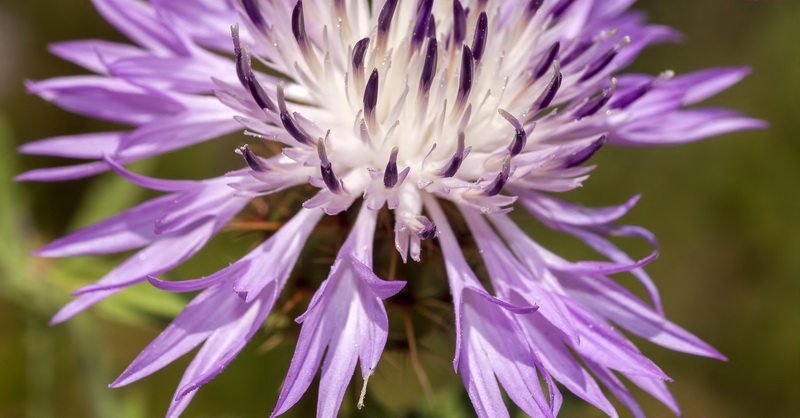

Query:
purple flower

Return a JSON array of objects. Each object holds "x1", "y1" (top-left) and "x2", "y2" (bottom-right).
[{"x1": 21, "y1": 0, "x2": 765, "y2": 416}]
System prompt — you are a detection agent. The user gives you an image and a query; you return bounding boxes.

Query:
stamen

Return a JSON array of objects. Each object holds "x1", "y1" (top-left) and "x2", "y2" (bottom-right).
[
  {"x1": 471, "y1": 12, "x2": 488, "y2": 62},
  {"x1": 560, "y1": 40, "x2": 590, "y2": 66},
  {"x1": 457, "y1": 46, "x2": 474, "y2": 105},
  {"x1": 237, "y1": 144, "x2": 265, "y2": 172},
  {"x1": 610, "y1": 71, "x2": 671, "y2": 109},
  {"x1": 231, "y1": 26, "x2": 248, "y2": 86},
  {"x1": 484, "y1": 155, "x2": 511, "y2": 196},
  {"x1": 439, "y1": 132, "x2": 468, "y2": 177},
  {"x1": 317, "y1": 138, "x2": 341, "y2": 193},
  {"x1": 384, "y1": 147, "x2": 399, "y2": 188},
  {"x1": 242, "y1": 0, "x2": 266, "y2": 30},
  {"x1": 419, "y1": 37, "x2": 438, "y2": 95},
  {"x1": 247, "y1": 71, "x2": 277, "y2": 112},
  {"x1": 352, "y1": 38, "x2": 370, "y2": 70},
  {"x1": 533, "y1": 42, "x2": 560, "y2": 80},
  {"x1": 532, "y1": 61, "x2": 562, "y2": 111},
  {"x1": 411, "y1": 0, "x2": 434, "y2": 48},
  {"x1": 292, "y1": 1, "x2": 308, "y2": 45},
  {"x1": 563, "y1": 135, "x2": 607, "y2": 168},
  {"x1": 550, "y1": 0, "x2": 576, "y2": 19},
  {"x1": 573, "y1": 80, "x2": 615, "y2": 119},
  {"x1": 579, "y1": 36, "x2": 630, "y2": 82},
  {"x1": 413, "y1": 216, "x2": 437, "y2": 240},
  {"x1": 426, "y1": 15, "x2": 436, "y2": 38},
  {"x1": 278, "y1": 83, "x2": 313, "y2": 145},
  {"x1": 498, "y1": 109, "x2": 527, "y2": 156},
  {"x1": 364, "y1": 68, "x2": 380, "y2": 125},
  {"x1": 453, "y1": 0, "x2": 467, "y2": 46},
  {"x1": 525, "y1": 0, "x2": 544, "y2": 18},
  {"x1": 377, "y1": 0, "x2": 399, "y2": 48}
]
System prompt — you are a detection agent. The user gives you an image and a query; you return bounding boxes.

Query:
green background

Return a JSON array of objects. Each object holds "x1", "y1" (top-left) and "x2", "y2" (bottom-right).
[{"x1": 0, "y1": 0, "x2": 798, "y2": 416}]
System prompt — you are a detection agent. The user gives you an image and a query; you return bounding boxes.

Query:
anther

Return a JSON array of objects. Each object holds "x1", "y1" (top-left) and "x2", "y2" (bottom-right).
[
  {"x1": 573, "y1": 80, "x2": 615, "y2": 119},
  {"x1": 237, "y1": 145, "x2": 265, "y2": 172},
  {"x1": 413, "y1": 216, "x2": 437, "y2": 240},
  {"x1": 550, "y1": 0, "x2": 576, "y2": 19},
  {"x1": 610, "y1": 70, "x2": 672, "y2": 109},
  {"x1": 525, "y1": 0, "x2": 544, "y2": 17},
  {"x1": 498, "y1": 109, "x2": 527, "y2": 156},
  {"x1": 579, "y1": 36, "x2": 630, "y2": 82},
  {"x1": 419, "y1": 37, "x2": 438, "y2": 95},
  {"x1": 377, "y1": 0, "x2": 399, "y2": 43},
  {"x1": 231, "y1": 26, "x2": 248, "y2": 86},
  {"x1": 352, "y1": 38, "x2": 370, "y2": 70},
  {"x1": 411, "y1": 0, "x2": 434, "y2": 48},
  {"x1": 472, "y1": 12, "x2": 488, "y2": 62},
  {"x1": 363, "y1": 68, "x2": 379, "y2": 122},
  {"x1": 532, "y1": 61, "x2": 562, "y2": 111},
  {"x1": 242, "y1": 0, "x2": 266, "y2": 30},
  {"x1": 533, "y1": 42, "x2": 560, "y2": 80},
  {"x1": 453, "y1": 0, "x2": 467, "y2": 45},
  {"x1": 383, "y1": 147, "x2": 399, "y2": 188},
  {"x1": 457, "y1": 46, "x2": 474, "y2": 104},
  {"x1": 563, "y1": 135, "x2": 608, "y2": 168},
  {"x1": 484, "y1": 155, "x2": 511, "y2": 196},
  {"x1": 292, "y1": 1, "x2": 307, "y2": 44},
  {"x1": 317, "y1": 138, "x2": 341, "y2": 193},
  {"x1": 247, "y1": 71, "x2": 277, "y2": 112},
  {"x1": 439, "y1": 132, "x2": 468, "y2": 177}
]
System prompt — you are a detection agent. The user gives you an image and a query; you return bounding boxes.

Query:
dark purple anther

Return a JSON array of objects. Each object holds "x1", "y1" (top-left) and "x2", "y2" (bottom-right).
[
  {"x1": 484, "y1": 156, "x2": 511, "y2": 196},
  {"x1": 550, "y1": 0, "x2": 576, "y2": 19},
  {"x1": 242, "y1": 0, "x2": 266, "y2": 30},
  {"x1": 292, "y1": 1, "x2": 307, "y2": 46},
  {"x1": 415, "y1": 216, "x2": 437, "y2": 240},
  {"x1": 280, "y1": 111, "x2": 312, "y2": 145},
  {"x1": 560, "y1": 40, "x2": 590, "y2": 66},
  {"x1": 525, "y1": 0, "x2": 544, "y2": 17},
  {"x1": 419, "y1": 37, "x2": 438, "y2": 94},
  {"x1": 383, "y1": 147, "x2": 399, "y2": 188},
  {"x1": 457, "y1": 46, "x2": 474, "y2": 103},
  {"x1": 238, "y1": 144, "x2": 264, "y2": 172},
  {"x1": 579, "y1": 39, "x2": 627, "y2": 82},
  {"x1": 378, "y1": 0, "x2": 399, "y2": 37},
  {"x1": 363, "y1": 68, "x2": 379, "y2": 119},
  {"x1": 533, "y1": 63, "x2": 562, "y2": 111},
  {"x1": 573, "y1": 87, "x2": 613, "y2": 119},
  {"x1": 317, "y1": 139, "x2": 341, "y2": 193},
  {"x1": 610, "y1": 82, "x2": 652, "y2": 109},
  {"x1": 439, "y1": 132, "x2": 467, "y2": 177},
  {"x1": 498, "y1": 109, "x2": 527, "y2": 156},
  {"x1": 453, "y1": 0, "x2": 467, "y2": 45},
  {"x1": 533, "y1": 42, "x2": 560, "y2": 80},
  {"x1": 352, "y1": 37, "x2": 370, "y2": 69},
  {"x1": 231, "y1": 26, "x2": 248, "y2": 86},
  {"x1": 411, "y1": 0, "x2": 434, "y2": 47},
  {"x1": 563, "y1": 135, "x2": 607, "y2": 168},
  {"x1": 471, "y1": 12, "x2": 488, "y2": 62},
  {"x1": 426, "y1": 15, "x2": 436, "y2": 38},
  {"x1": 247, "y1": 71, "x2": 277, "y2": 112}
]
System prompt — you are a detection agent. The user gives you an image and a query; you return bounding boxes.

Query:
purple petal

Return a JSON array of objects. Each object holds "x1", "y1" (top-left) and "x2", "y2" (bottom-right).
[
  {"x1": 26, "y1": 76, "x2": 184, "y2": 125},
  {"x1": 18, "y1": 132, "x2": 124, "y2": 159},
  {"x1": 49, "y1": 40, "x2": 145, "y2": 74},
  {"x1": 32, "y1": 194, "x2": 174, "y2": 257},
  {"x1": 71, "y1": 219, "x2": 215, "y2": 295},
  {"x1": 91, "y1": 0, "x2": 188, "y2": 54}
]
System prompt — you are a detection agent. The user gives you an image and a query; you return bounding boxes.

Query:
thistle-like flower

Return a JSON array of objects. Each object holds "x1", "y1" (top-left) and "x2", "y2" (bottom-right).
[{"x1": 20, "y1": 0, "x2": 765, "y2": 417}]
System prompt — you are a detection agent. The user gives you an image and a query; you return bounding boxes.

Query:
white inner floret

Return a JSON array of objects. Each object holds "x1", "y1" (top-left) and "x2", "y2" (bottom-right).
[{"x1": 228, "y1": 0, "x2": 632, "y2": 259}]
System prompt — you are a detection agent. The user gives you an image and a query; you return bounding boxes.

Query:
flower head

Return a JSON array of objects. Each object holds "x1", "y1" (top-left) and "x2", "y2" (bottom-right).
[{"x1": 21, "y1": 0, "x2": 764, "y2": 416}]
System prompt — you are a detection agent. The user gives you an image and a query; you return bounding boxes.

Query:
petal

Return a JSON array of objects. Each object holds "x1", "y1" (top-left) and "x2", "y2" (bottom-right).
[
  {"x1": 26, "y1": 76, "x2": 184, "y2": 125},
  {"x1": 49, "y1": 40, "x2": 146, "y2": 74},
  {"x1": 18, "y1": 132, "x2": 124, "y2": 159},
  {"x1": 32, "y1": 194, "x2": 173, "y2": 257}
]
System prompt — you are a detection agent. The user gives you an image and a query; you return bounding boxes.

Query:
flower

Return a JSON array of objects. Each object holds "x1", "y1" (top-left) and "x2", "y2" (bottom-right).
[{"x1": 20, "y1": 0, "x2": 765, "y2": 417}]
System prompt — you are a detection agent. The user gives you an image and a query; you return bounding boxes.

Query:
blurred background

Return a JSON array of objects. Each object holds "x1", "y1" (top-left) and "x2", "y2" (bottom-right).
[{"x1": 0, "y1": 0, "x2": 798, "y2": 417}]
